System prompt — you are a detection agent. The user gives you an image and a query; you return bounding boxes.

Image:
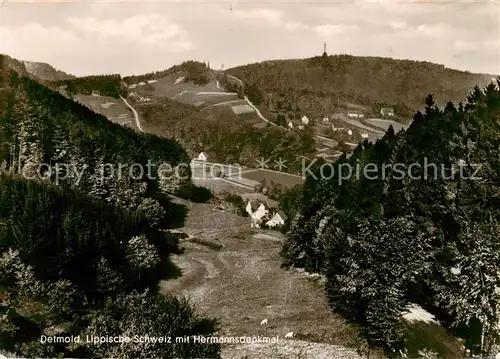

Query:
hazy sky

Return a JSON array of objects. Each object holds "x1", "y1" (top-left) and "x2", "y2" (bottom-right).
[{"x1": 1, "y1": 0, "x2": 499, "y2": 76}]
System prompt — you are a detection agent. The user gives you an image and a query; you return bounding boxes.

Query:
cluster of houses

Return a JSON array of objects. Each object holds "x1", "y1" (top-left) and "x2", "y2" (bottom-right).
[
  {"x1": 287, "y1": 107, "x2": 394, "y2": 131},
  {"x1": 245, "y1": 199, "x2": 288, "y2": 229},
  {"x1": 287, "y1": 115, "x2": 310, "y2": 130}
]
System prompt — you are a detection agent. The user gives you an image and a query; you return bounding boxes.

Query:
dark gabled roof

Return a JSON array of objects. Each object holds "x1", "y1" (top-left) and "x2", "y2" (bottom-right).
[
  {"x1": 277, "y1": 210, "x2": 288, "y2": 221},
  {"x1": 248, "y1": 200, "x2": 260, "y2": 211}
]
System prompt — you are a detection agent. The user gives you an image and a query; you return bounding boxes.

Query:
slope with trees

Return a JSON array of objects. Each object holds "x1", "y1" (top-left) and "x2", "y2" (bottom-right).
[
  {"x1": 0, "y1": 54, "x2": 219, "y2": 358},
  {"x1": 227, "y1": 55, "x2": 496, "y2": 121},
  {"x1": 138, "y1": 97, "x2": 316, "y2": 174},
  {"x1": 0, "y1": 174, "x2": 220, "y2": 358},
  {"x1": 55, "y1": 74, "x2": 127, "y2": 98},
  {"x1": 280, "y1": 81, "x2": 500, "y2": 357},
  {"x1": 0, "y1": 59, "x2": 205, "y2": 212}
]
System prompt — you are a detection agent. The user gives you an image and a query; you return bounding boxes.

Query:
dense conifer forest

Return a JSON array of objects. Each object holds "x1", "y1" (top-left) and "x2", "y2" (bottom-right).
[
  {"x1": 227, "y1": 55, "x2": 495, "y2": 120},
  {"x1": 280, "y1": 82, "x2": 500, "y2": 357},
  {"x1": 55, "y1": 74, "x2": 127, "y2": 98}
]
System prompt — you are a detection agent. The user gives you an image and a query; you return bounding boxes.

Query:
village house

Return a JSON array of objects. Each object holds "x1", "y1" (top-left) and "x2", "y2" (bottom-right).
[
  {"x1": 301, "y1": 115, "x2": 310, "y2": 126},
  {"x1": 288, "y1": 121, "x2": 294, "y2": 129},
  {"x1": 361, "y1": 133, "x2": 369, "y2": 139},
  {"x1": 380, "y1": 107, "x2": 395, "y2": 117},
  {"x1": 147, "y1": 79, "x2": 158, "y2": 84},
  {"x1": 246, "y1": 200, "x2": 270, "y2": 228},
  {"x1": 195, "y1": 152, "x2": 208, "y2": 161},
  {"x1": 266, "y1": 211, "x2": 288, "y2": 228},
  {"x1": 322, "y1": 116, "x2": 329, "y2": 122}
]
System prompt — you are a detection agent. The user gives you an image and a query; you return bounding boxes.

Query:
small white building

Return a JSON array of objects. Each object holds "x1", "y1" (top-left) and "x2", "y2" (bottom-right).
[
  {"x1": 91, "y1": 90, "x2": 100, "y2": 96},
  {"x1": 361, "y1": 133, "x2": 369, "y2": 139},
  {"x1": 138, "y1": 82, "x2": 146, "y2": 87},
  {"x1": 128, "y1": 84, "x2": 137, "y2": 89},
  {"x1": 298, "y1": 125, "x2": 304, "y2": 130},
  {"x1": 288, "y1": 121, "x2": 294, "y2": 129},
  {"x1": 147, "y1": 79, "x2": 158, "y2": 84},
  {"x1": 322, "y1": 116, "x2": 329, "y2": 122},
  {"x1": 266, "y1": 211, "x2": 288, "y2": 228},
  {"x1": 196, "y1": 152, "x2": 208, "y2": 161},
  {"x1": 332, "y1": 124, "x2": 344, "y2": 132},
  {"x1": 380, "y1": 107, "x2": 395, "y2": 117},
  {"x1": 347, "y1": 129, "x2": 353, "y2": 136},
  {"x1": 347, "y1": 111, "x2": 364, "y2": 118},
  {"x1": 301, "y1": 115, "x2": 310, "y2": 125},
  {"x1": 246, "y1": 200, "x2": 270, "y2": 228}
]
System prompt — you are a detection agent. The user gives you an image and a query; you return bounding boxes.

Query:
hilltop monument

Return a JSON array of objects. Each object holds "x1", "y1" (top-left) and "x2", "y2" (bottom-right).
[{"x1": 322, "y1": 42, "x2": 328, "y2": 58}]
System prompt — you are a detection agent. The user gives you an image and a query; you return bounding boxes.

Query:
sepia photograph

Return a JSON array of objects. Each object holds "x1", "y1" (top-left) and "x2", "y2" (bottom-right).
[{"x1": 0, "y1": 0, "x2": 499, "y2": 358}]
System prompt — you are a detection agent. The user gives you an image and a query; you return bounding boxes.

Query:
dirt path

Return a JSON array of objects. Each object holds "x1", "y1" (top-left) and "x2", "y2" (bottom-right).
[
  {"x1": 120, "y1": 95, "x2": 143, "y2": 132},
  {"x1": 159, "y1": 200, "x2": 375, "y2": 358}
]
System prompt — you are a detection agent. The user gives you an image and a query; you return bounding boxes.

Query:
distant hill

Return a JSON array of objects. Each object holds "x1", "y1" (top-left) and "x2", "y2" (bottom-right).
[
  {"x1": 1, "y1": 53, "x2": 74, "y2": 81},
  {"x1": 226, "y1": 55, "x2": 497, "y2": 121},
  {"x1": 22, "y1": 60, "x2": 75, "y2": 81}
]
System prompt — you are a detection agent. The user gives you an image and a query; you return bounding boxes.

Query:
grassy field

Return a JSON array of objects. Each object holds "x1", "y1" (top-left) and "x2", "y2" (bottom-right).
[
  {"x1": 73, "y1": 94, "x2": 135, "y2": 129},
  {"x1": 241, "y1": 169, "x2": 304, "y2": 188},
  {"x1": 364, "y1": 118, "x2": 409, "y2": 133},
  {"x1": 159, "y1": 198, "x2": 379, "y2": 359}
]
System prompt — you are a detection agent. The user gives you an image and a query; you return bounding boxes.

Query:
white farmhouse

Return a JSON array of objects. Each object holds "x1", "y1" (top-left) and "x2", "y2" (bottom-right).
[
  {"x1": 347, "y1": 129, "x2": 353, "y2": 136},
  {"x1": 266, "y1": 211, "x2": 288, "y2": 228},
  {"x1": 301, "y1": 115, "x2": 310, "y2": 125},
  {"x1": 322, "y1": 116, "x2": 329, "y2": 122},
  {"x1": 288, "y1": 121, "x2": 294, "y2": 129},
  {"x1": 246, "y1": 200, "x2": 270, "y2": 228},
  {"x1": 361, "y1": 133, "x2": 369, "y2": 139},
  {"x1": 196, "y1": 152, "x2": 208, "y2": 161}
]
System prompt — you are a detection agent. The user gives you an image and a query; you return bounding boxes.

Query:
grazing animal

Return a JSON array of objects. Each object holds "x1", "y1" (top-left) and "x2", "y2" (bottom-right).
[
  {"x1": 285, "y1": 331, "x2": 293, "y2": 339},
  {"x1": 260, "y1": 319, "x2": 268, "y2": 325}
]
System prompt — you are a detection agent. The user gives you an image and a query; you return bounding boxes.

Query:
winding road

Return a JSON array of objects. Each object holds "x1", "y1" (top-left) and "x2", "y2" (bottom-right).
[{"x1": 120, "y1": 95, "x2": 143, "y2": 132}]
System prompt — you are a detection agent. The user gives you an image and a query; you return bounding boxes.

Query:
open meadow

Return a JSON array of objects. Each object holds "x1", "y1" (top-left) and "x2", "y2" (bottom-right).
[
  {"x1": 73, "y1": 94, "x2": 136, "y2": 129},
  {"x1": 159, "y1": 197, "x2": 380, "y2": 359}
]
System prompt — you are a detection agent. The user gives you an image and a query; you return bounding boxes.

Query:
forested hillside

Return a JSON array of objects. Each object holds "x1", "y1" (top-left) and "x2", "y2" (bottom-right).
[
  {"x1": 0, "y1": 59, "x2": 198, "y2": 209},
  {"x1": 227, "y1": 55, "x2": 495, "y2": 120},
  {"x1": 139, "y1": 98, "x2": 316, "y2": 173},
  {"x1": 280, "y1": 83, "x2": 500, "y2": 357},
  {"x1": 55, "y1": 74, "x2": 127, "y2": 98},
  {"x1": 0, "y1": 55, "x2": 219, "y2": 357},
  {"x1": 0, "y1": 175, "x2": 220, "y2": 358}
]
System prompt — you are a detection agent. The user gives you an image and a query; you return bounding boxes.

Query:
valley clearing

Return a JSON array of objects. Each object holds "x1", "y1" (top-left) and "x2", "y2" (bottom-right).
[{"x1": 159, "y1": 198, "x2": 382, "y2": 359}]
